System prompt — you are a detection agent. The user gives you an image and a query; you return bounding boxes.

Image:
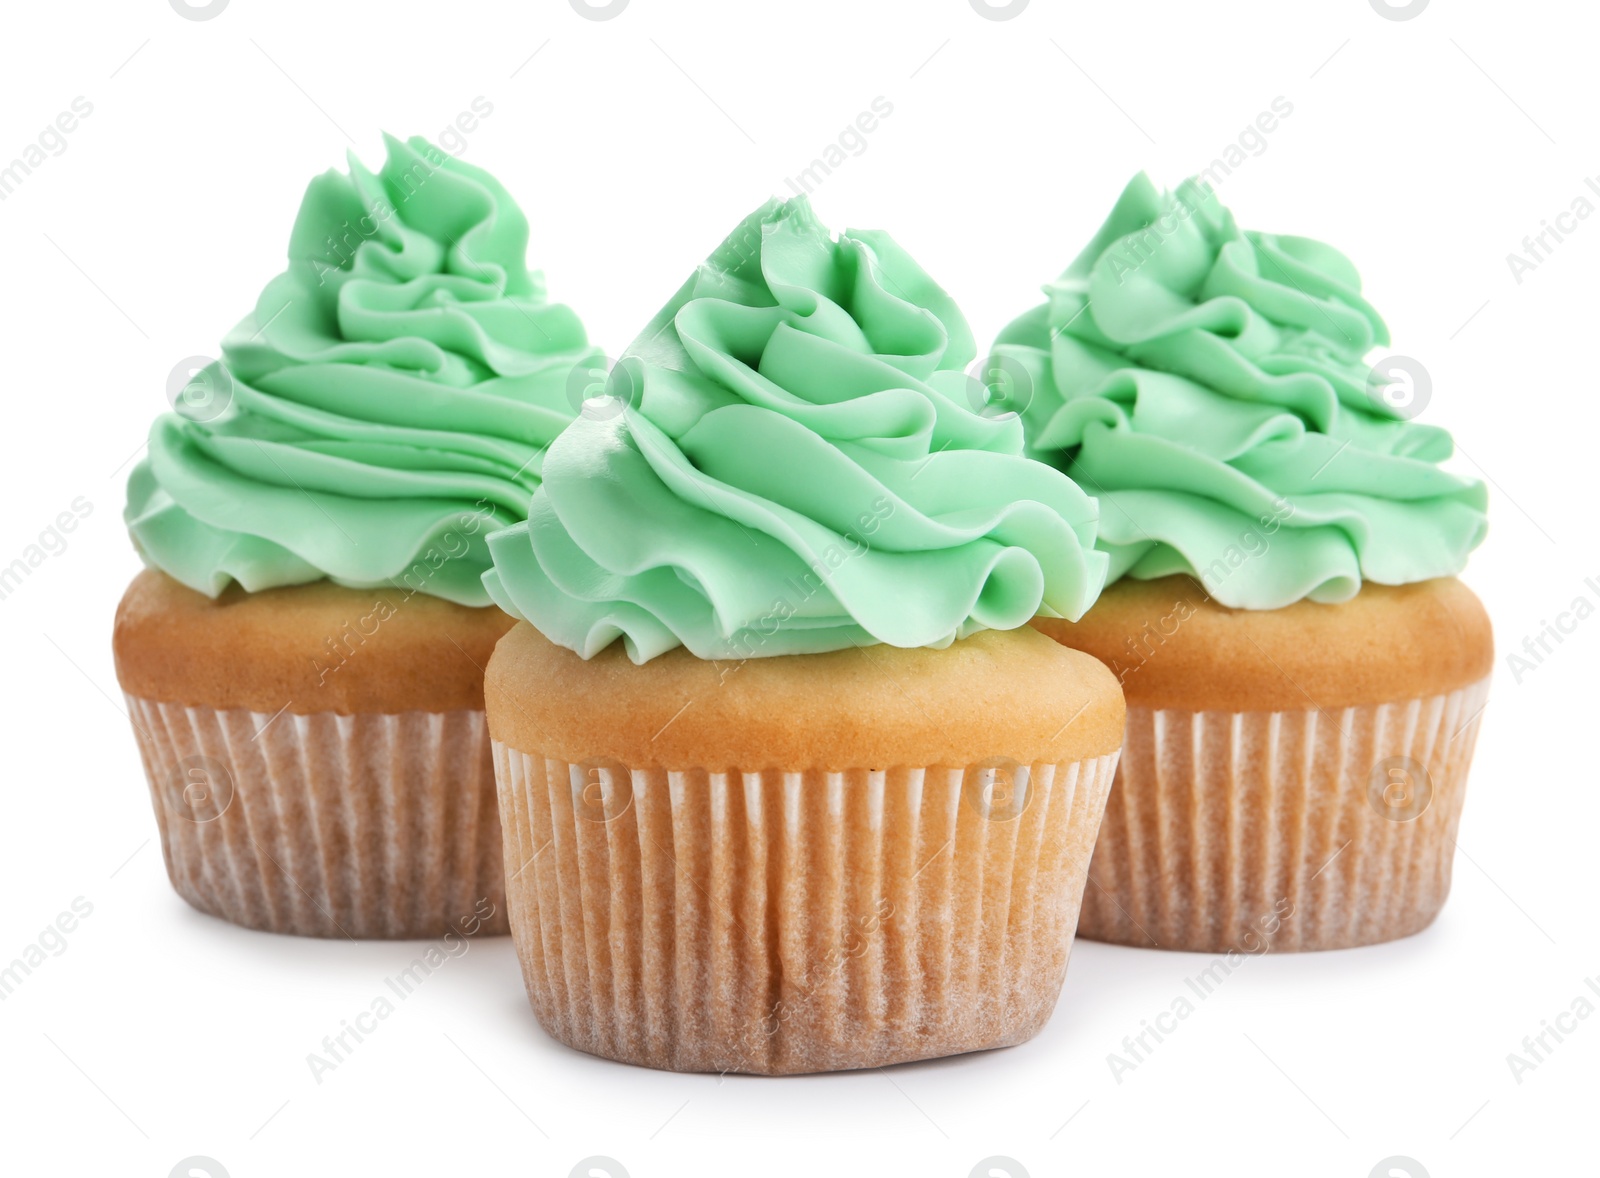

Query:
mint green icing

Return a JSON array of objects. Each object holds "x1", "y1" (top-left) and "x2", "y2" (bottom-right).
[
  {"x1": 485, "y1": 197, "x2": 1108, "y2": 662},
  {"x1": 993, "y1": 173, "x2": 1488, "y2": 609},
  {"x1": 126, "y1": 134, "x2": 600, "y2": 607}
]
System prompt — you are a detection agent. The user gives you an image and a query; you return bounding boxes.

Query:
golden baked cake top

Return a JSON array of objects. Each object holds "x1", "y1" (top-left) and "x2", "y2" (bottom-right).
[
  {"x1": 1034, "y1": 574, "x2": 1492, "y2": 710},
  {"x1": 489, "y1": 622, "x2": 1123, "y2": 771},
  {"x1": 115, "y1": 569, "x2": 513, "y2": 715}
]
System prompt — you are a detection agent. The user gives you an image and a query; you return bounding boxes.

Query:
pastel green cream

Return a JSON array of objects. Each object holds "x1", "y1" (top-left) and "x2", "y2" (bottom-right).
[
  {"x1": 127, "y1": 135, "x2": 599, "y2": 607},
  {"x1": 992, "y1": 173, "x2": 1488, "y2": 609},
  {"x1": 485, "y1": 197, "x2": 1108, "y2": 662}
]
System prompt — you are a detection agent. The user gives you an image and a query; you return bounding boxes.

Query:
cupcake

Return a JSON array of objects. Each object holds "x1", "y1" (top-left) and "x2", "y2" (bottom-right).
[
  {"x1": 482, "y1": 197, "x2": 1123, "y2": 1073},
  {"x1": 990, "y1": 174, "x2": 1491, "y2": 952},
  {"x1": 114, "y1": 136, "x2": 600, "y2": 939}
]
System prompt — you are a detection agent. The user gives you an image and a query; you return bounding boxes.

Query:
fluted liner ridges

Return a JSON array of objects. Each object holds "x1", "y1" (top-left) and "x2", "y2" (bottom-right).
[
  {"x1": 1079, "y1": 678, "x2": 1491, "y2": 952},
  {"x1": 494, "y1": 747, "x2": 1118, "y2": 1074},
  {"x1": 127, "y1": 697, "x2": 508, "y2": 939}
]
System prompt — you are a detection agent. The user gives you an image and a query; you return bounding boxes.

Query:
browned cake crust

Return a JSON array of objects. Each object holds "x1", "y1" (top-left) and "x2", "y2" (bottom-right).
[
  {"x1": 486, "y1": 622, "x2": 1125, "y2": 772},
  {"x1": 114, "y1": 568, "x2": 514, "y2": 715},
  {"x1": 1031, "y1": 576, "x2": 1493, "y2": 712}
]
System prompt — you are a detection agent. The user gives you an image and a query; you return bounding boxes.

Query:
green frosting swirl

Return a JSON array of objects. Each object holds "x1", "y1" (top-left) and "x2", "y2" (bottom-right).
[
  {"x1": 992, "y1": 173, "x2": 1487, "y2": 609},
  {"x1": 485, "y1": 197, "x2": 1108, "y2": 662},
  {"x1": 126, "y1": 135, "x2": 600, "y2": 607}
]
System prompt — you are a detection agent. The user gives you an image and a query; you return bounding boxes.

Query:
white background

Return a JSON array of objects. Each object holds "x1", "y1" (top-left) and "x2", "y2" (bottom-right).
[{"x1": 0, "y1": 0, "x2": 1593, "y2": 1175}]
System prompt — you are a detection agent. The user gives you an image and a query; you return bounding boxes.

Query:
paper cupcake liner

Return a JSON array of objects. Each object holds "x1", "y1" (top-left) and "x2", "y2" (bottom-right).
[
  {"x1": 126, "y1": 696, "x2": 508, "y2": 939},
  {"x1": 1079, "y1": 677, "x2": 1491, "y2": 953},
  {"x1": 493, "y1": 745, "x2": 1119, "y2": 1074}
]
